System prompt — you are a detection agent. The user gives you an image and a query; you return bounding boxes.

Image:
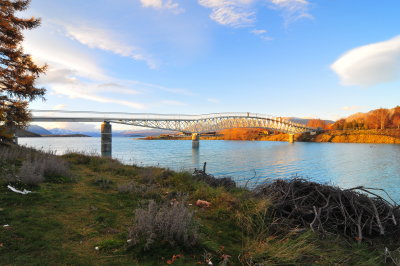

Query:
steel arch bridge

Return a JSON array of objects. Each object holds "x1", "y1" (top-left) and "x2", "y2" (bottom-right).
[{"x1": 31, "y1": 110, "x2": 316, "y2": 135}]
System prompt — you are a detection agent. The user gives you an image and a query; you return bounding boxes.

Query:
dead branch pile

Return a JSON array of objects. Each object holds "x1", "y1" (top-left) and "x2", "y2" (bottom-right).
[
  {"x1": 254, "y1": 178, "x2": 400, "y2": 242},
  {"x1": 193, "y1": 162, "x2": 236, "y2": 189}
]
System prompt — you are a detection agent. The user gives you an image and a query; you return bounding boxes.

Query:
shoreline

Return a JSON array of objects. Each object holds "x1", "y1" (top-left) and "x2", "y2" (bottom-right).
[{"x1": 142, "y1": 130, "x2": 400, "y2": 144}]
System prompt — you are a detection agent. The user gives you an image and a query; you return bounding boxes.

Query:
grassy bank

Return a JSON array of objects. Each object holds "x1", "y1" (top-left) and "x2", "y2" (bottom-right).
[{"x1": 0, "y1": 145, "x2": 399, "y2": 265}]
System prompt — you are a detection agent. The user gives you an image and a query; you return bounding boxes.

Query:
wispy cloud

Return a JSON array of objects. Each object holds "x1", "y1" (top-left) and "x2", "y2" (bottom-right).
[
  {"x1": 198, "y1": 0, "x2": 255, "y2": 27},
  {"x1": 23, "y1": 23, "x2": 192, "y2": 110},
  {"x1": 64, "y1": 24, "x2": 157, "y2": 69},
  {"x1": 207, "y1": 98, "x2": 220, "y2": 103},
  {"x1": 41, "y1": 67, "x2": 146, "y2": 109},
  {"x1": 251, "y1": 29, "x2": 267, "y2": 35},
  {"x1": 53, "y1": 104, "x2": 67, "y2": 110},
  {"x1": 331, "y1": 36, "x2": 400, "y2": 86},
  {"x1": 139, "y1": 0, "x2": 184, "y2": 14},
  {"x1": 269, "y1": 0, "x2": 312, "y2": 25},
  {"x1": 342, "y1": 106, "x2": 362, "y2": 111},
  {"x1": 250, "y1": 28, "x2": 272, "y2": 40},
  {"x1": 198, "y1": 0, "x2": 311, "y2": 28}
]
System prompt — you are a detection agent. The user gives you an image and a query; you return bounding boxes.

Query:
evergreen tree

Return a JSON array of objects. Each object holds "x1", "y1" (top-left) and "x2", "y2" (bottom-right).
[{"x1": 0, "y1": 0, "x2": 46, "y2": 139}]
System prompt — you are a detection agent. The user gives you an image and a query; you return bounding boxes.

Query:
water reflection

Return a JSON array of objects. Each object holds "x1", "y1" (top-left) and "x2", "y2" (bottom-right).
[{"x1": 191, "y1": 148, "x2": 200, "y2": 169}]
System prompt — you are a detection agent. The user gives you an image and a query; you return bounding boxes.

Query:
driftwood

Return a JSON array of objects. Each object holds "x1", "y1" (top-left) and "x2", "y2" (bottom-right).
[
  {"x1": 193, "y1": 162, "x2": 236, "y2": 189},
  {"x1": 254, "y1": 178, "x2": 400, "y2": 243}
]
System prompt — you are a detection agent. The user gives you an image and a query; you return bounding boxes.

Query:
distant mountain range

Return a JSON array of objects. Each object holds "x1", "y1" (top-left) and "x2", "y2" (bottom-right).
[
  {"x1": 24, "y1": 125, "x2": 174, "y2": 137},
  {"x1": 27, "y1": 125, "x2": 53, "y2": 135}
]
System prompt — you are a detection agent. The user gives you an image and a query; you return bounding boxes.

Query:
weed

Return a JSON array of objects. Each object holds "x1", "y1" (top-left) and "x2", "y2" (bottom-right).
[
  {"x1": 18, "y1": 158, "x2": 45, "y2": 186},
  {"x1": 117, "y1": 181, "x2": 160, "y2": 199},
  {"x1": 0, "y1": 146, "x2": 72, "y2": 185},
  {"x1": 128, "y1": 200, "x2": 198, "y2": 250},
  {"x1": 93, "y1": 178, "x2": 113, "y2": 189}
]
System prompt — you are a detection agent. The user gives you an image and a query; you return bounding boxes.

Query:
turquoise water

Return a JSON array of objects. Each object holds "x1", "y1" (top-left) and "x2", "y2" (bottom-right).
[{"x1": 19, "y1": 137, "x2": 400, "y2": 202}]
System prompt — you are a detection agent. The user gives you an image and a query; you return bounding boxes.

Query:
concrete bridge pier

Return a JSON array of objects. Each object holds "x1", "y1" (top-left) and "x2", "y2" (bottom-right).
[
  {"x1": 101, "y1": 121, "x2": 112, "y2": 157},
  {"x1": 288, "y1": 134, "x2": 295, "y2": 143},
  {"x1": 192, "y1": 133, "x2": 200, "y2": 149},
  {"x1": 12, "y1": 135, "x2": 18, "y2": 145}
]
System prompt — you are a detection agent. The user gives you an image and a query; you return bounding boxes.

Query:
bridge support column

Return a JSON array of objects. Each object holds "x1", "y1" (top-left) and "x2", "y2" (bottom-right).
[
  {"x1": 192, "y1": 133, "x2": 200, "y2": 149},
  {"x1": 288, "y1": 134, "x2": 295, "y2": 143},
  {"x1": 101, "y1": 121, "x2": 112, "y2": 157},
  {"x1": 12, "y1": 134, "x2": 18, "y2": 145}
]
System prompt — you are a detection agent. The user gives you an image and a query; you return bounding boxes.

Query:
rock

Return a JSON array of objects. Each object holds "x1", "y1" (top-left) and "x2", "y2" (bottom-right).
[{"x1": 196, "y1": 200, "x2": 211, "y2": 208}]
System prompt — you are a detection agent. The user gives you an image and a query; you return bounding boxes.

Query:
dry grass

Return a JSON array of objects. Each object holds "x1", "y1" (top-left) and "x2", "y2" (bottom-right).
[
  {"x1": 18, "y1": 158, "x2": 45, "y2": 185},
  {"x1": 117, "y1": 181, "x2": 159, "y2": 198},
  {"x1": 0, "y1": 145, "x2": 71, "y2": 185},
  {"x1": 128, "y1": 200, "x2": 198, "y2": 250}
]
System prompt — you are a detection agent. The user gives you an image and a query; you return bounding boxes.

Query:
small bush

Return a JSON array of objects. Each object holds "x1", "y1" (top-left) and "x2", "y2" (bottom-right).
[
  {"x1": 62, "y1": 152, "x2": 92, "y2": 165},
  {"x1": 42, "y1": 154, "x2": 71, "y2": 181},
  {"x1": 93, "y1": 178, "x2": 113, "y2": 189},
  {"x1": 0, "y1": 145, "x2": 36, "y2": 162},
  {"x1": 137, "y1": 167, "x2": 163, "y2": 184},
  {"x1": 192, "y1": 169, "x2": 236, "y2": 189},
  {"x1": 128, "y1": 200, "x2": 198, "y2": 250},
  {"x1": 0, "y1": 145, "x2": 72, "y2": 185},
  {"x1": 117, "y1": 181, "x2": 159, "y2": 198},
  {"x1": 18, "y1": 158, "x2": 45, "y2": 186}
]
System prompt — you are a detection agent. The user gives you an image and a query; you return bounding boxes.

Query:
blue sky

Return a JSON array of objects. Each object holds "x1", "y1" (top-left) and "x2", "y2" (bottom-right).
[{"x1": 23, "y1": 0, "x2": 400, "y2": 130}]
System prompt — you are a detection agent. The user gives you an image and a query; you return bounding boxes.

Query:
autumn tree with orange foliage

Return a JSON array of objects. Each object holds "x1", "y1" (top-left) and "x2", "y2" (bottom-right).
[
  {"x1": 331, "y1": 106, "x2": 400, "y2": 130},
  {"x1": 307, "y1": 119, "x2": 327, "y2": 129},
  {"x1": 391, "y1": 106, "x2": 400, "y2": 129},
  {"x1": 0, "y1": 0, "x2": 46, "y2": 140},
  {"x1": 219, "y1": 128, "x2": 266, "y2": 140},
  {"x1": 366, "y1": 108, "x2": 389, "y2": 130}
]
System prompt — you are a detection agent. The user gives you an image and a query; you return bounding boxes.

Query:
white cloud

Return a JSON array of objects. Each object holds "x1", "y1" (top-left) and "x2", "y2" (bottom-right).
[
  {"x1": 342, "y1": 106, "x2": 362, "y2": 111},
  {"x1": 53, "y1": 104, "x2": 67, "y2": 110},
  {"x1": 140, "y1": 0, "x2": 184, "y2": 14},
  {"x1": 96, "y1": 83, "x2": 141, "y2": 96},
  {"x1": 207, "y1": 98, "x2": 220, "y2": 103},
  {"x1": 198, "y1": 0, "x2": 310, "y2": 27},
  {"x1": 251, "y1": 29, "x2": 267, "y2": 35},
  {"x1": 64, "y1": 24, "x2": 157, "y2": 69},
  {"x1": 24, "y1": 31, "x2": 103, "y2": 80},
  {"x1": 141, "y1": 0, "x2": 163, "y2": 8},
  {"x1": 269, "y1": 0, "x2": 312, "y2": 24},
  {"x1": 198, "y1": 0, "x2": 255, "y2": 27},
  {"x1": 23, "y1": 24, "x2": 192, "y2": 110},
  {"x1": 331, "y1": 36, "x2": 400, "y2": 86},
  {"x1": 41, "y1": 67, "x2": 145, "y2": 109},
  {"x1": 250, "y1": 28, "x2": 272, "y2": 40}
]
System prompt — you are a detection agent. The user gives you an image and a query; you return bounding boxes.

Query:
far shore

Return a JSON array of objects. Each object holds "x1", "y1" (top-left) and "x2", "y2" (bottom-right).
[
  {"x1": 142, "y1": 130, "x2": 400, "y2": 144},
  {"x1": 18, "y1": 134, "x2": 91, "y2": 138}
]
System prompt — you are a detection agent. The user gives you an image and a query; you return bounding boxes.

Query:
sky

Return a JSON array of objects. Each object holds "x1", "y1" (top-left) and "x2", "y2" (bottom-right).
[{"x1": 21, "y1": 0, "x2": 400, "y2": 131}]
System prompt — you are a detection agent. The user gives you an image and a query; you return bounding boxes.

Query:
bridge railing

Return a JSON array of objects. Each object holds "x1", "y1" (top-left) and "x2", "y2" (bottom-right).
[{"x1": 31, "y1": 110, "x2": 278, "y2": 121}]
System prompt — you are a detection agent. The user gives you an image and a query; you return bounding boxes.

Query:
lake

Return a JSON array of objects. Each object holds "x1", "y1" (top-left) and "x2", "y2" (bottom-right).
[{"x1": 19, "y1": 137, "x2": 400, "y2": 202}]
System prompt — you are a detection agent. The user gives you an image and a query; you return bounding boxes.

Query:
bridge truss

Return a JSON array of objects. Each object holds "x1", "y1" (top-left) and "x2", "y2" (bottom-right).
[{"x1": 31, "y1": 111, "x2": 316, "y2": 134}]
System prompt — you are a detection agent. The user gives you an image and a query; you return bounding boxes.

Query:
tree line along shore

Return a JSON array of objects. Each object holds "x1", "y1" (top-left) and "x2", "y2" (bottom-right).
[{"x1": 1, "y1": 143, "x2": 400, "y2": 265}]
